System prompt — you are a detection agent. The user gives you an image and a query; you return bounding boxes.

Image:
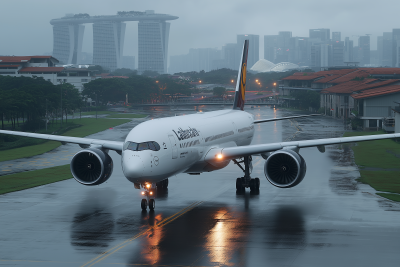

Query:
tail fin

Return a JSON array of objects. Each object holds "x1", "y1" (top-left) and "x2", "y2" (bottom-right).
[{"x1": 233, "y1": 39, "x2": 249, "y2": 110}]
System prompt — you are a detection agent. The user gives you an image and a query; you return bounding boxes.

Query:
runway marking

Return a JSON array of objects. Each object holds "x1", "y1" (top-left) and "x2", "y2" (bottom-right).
[{"x1": 81, "y1": 201, "x2": 203, "y2": 267}]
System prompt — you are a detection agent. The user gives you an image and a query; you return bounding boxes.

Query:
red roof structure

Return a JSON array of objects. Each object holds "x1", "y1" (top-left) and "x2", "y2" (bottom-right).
[
  {"x1": 19, "y1": 67, "x2": 64, "y2": 72},
  {"x1": 352, "y1": 85, "x2": 400, "y2": 99},
  {"x1": 0, "y1": 56, "x2": 55, "y2": 63},
  {"x1": 321, "y1": 79, "x2": 400, "y2": 94},
  {"x1": 0, "y1": 65, "x2": 20, "y2": 68}
]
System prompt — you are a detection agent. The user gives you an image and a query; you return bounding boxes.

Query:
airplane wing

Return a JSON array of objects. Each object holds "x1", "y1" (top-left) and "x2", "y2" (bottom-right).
[
  {"x1": 0, "y1": 130, "x2": 123, "y2": 151},
  {"x1": 253, "y1": 114, "x2": 321, "y2": 124},
  {"x1": 205, "y1": 133, "x2": 400, "y2": 161}
]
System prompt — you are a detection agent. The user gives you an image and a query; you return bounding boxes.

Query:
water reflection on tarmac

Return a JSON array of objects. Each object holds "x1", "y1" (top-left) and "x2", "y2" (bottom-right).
[{"x1": 1, "y1": 105, "x2": 400, "y2": 267}]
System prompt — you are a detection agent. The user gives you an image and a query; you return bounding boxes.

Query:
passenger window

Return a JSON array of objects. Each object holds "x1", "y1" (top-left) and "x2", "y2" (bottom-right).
[{"x1": 137, "y1": 142, "x2": 149, "y2": 151}]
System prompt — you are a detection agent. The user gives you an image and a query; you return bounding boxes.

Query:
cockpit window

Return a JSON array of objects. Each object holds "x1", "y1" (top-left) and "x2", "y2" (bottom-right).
[
  {"x1": 127, "y1": 142, "x2": 138, "y2": 151},
  {"x1": 123, "y1": 141, "x2": 160, "y2": 152},
  {"x1": 137, "y1": 142, "x2": 149, "y2": 151}
]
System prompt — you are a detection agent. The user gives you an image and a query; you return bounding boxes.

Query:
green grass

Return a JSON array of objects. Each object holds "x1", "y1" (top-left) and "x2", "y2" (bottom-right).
[
  {"x1": 376, "y1": 193, "x2": 400, "y2": 202},
  {"x1": 359, "y1": 170, "x2": 400, "y2": 194},
  {"x1": 0, "y1": 164, "x2": 72, "y2": 195},
  {"x1": 78, "y1": 111, "x2": 113, "y2": 116},
  {"x1": 106, "y1": 113, "x2": 146, "y2": 119},
  {"x1": 344, "y1": 131, "x2": 400, "y2": 202},
  {"x1": 0, "y1": 118, "x2": 130, "y2": 162},
  {"x1": 343, "y1": 131, "x2": 400, "y2": 169}
]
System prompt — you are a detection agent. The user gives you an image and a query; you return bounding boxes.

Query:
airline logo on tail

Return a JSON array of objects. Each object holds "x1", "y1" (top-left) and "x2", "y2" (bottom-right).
[{"x1": 233, "y1": 40, "x2": 249, "y2": 111}]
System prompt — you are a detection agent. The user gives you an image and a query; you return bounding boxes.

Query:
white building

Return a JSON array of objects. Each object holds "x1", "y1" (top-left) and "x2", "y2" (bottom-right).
[{"x1": 0, "y1": 56, "x2": 97, "y2": 91}]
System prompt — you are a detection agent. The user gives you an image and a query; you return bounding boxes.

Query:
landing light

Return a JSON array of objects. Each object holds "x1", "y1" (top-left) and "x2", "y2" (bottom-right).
[
  {"x1": 150, "y1": 191, "x2": 153, "y2": 195},
  {"x1": 217, "y1": 154, "x2": 223, "y2": 159},
  {"x1": 146, "y1": 184, "x2": 151, "y2": 188},
  {"x1": 141, "y1": 191, "x2": 145, "y2": 195}
]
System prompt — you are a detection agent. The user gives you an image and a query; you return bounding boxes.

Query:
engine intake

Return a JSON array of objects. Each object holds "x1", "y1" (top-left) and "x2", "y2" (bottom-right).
[
  {"x1": 71, "y1": 148, "x2": 113, "y2": 185},
  {"x1": 264, "y1": 149, "x2": 306, "y2": 188}
]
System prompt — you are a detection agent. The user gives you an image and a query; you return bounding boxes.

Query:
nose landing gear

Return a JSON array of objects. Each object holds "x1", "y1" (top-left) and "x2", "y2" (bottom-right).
[
  {"x1": 140, "y1": 179, "x2": 169, "y2": 210},
  {"x1": 233, "y1": 156, "x2": 260, "y2": 192},
  {"x1": 141, "y1": 183, "x2": 155, "y2": 211}
]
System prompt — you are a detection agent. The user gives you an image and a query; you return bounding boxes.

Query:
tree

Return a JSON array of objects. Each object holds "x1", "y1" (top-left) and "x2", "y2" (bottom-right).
[{"x1": 213, "y1": 87, "x2": 226, "y2": 97}]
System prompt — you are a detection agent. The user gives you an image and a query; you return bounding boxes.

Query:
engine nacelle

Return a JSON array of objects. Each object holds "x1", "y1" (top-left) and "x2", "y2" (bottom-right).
[
  {"x1": 70, "y1": 148, "x2": 113, "y2": 186},
  {"x1": 264, "y1": 149, "x2": 306, "y2": 188}
]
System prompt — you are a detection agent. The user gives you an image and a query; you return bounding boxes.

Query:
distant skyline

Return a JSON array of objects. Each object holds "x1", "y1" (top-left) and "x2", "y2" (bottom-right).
[{"x1": 2, "y1": 0, "x2": 400, "y2": 61}]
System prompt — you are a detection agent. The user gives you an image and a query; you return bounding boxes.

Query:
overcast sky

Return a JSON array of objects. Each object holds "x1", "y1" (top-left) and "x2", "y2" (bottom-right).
[{"x1": 1, "y1": 0, "x2": 399, "y2": 61}]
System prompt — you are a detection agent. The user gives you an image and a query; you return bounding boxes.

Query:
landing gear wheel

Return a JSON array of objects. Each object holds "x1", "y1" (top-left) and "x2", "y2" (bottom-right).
[
  {"x1": 141, "y1": 199, "x2": 147, "y2": 210},
  {"x1": 255, "y1": 178, "x2": 260, "y2": 190},
  {"x1": 236, "y1": 178, "x2": 244, "y2": 191},
  {"x1": 250, "y1": 178, "x2": 260, "y2": 192},
  {"x1": 149, "y1": 199, "x2": 155, "y2": 211}
]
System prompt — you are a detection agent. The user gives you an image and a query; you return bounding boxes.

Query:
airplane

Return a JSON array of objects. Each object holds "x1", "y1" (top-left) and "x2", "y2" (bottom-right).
[{"x1": 1, "y1": 40, "x2": 400, "y2": 211}]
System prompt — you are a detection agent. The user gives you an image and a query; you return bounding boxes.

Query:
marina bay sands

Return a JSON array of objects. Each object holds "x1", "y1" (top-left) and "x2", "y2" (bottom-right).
[{"x1": 50, "y1": 10, "x2": 178, "y2": 73}]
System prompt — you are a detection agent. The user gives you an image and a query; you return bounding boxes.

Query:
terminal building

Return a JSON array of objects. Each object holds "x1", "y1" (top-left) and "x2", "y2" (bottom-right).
[
  {"x1": 50, "y1": 11, "x2": 178, "y2": 73},
  {"x1": 0, "y1": 56, "x2": 97, "y2": 91}
]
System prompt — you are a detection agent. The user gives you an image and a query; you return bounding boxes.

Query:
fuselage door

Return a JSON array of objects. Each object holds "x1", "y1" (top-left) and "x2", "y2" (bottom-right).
[{"x1": 168, "y1": 134, "x2": 178, "y2": 159}]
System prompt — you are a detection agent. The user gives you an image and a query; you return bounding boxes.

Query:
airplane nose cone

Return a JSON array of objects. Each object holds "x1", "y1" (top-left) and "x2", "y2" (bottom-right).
[{"x1": 122, "y1": 152, "x2": 144, "y2": 179}]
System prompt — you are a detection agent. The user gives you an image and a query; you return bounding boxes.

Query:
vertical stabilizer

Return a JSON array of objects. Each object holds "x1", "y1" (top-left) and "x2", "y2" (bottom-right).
[{"x1": 233, "y1": 40, "x2": 249, "y2": 110}]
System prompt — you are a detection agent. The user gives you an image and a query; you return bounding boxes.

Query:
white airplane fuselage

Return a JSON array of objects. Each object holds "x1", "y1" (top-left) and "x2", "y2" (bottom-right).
[{"x1": 122, "y1": 109, "x2": 255, "y2": 184}]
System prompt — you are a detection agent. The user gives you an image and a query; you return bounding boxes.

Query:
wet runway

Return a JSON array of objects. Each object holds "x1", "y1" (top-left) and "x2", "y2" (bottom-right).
[{"x1": 1, "y1": 106, "x2": 400, "y2": 267}]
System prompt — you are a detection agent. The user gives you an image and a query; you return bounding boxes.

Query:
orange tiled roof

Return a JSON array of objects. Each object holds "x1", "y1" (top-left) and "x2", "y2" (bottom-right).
[
  {"x1": 321, "y1": 79, "x2": 400, "y2": 94},
  {"x1": 0, "y1": 56, "x2": 54, "y2": 63},
  {"x1": 19, "y1": 67, "x2": 64, "y2": 72},
  {"x1": 352, "y1": 85, "x2": 400, "y2": 99}
]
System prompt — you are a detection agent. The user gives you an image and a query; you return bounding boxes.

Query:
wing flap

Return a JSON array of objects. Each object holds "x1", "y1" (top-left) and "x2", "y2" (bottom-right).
[
  {"x1": 0, "y1": 130, "x2": 123, "y2": 151},
  {"x1": 253, "y1": 114, "x2": 321, "y2": 124},
  {"x1": 205, "y1": 133, "x2": 400, "y2": 161}
]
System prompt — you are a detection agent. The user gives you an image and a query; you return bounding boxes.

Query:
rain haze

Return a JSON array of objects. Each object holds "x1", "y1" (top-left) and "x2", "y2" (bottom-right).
[{"x1": 1, "y1": 0, "x2": 399, "y2": 61}]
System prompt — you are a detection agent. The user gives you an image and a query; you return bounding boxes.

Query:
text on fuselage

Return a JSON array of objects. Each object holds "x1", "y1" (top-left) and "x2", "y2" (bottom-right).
[{"x1": 172, "y1": 127, "x2": 200, "y2": 141}]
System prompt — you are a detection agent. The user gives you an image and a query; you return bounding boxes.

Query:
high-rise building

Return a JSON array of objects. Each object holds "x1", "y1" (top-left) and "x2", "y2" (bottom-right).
[
  {"x1": 382, "y1": 32, "x2": 392, "y2": 66},
  {"x1": 122, "y1": 56, "x2": 135, "y2": 70},
  {"x1": 52, "y1": 23, "x2": 85, "y2": 65},
  {"x1": 332, "y1": 32, "x2": 341, "y2": 42},
  {"x1": 344, "y1": 37, "x2": 353, "y2": 62},
  {"x1": 276, "y1": 31, "x2": 292, "y2": 62},
  {"x1": 309, "y1": 28, "x2": 330, "y2": 41},
  {"x1": 237, "y1": 34, "x2": 259, "y2": 68},
  {"x1": 223, "y1": 43, "x2": 238, "y2": 70},
  {"x1": 331, "y1": 41, "x2": 344, "y2": 66},
  {"x1": 288, "y1": 37, "x2": 309, "y2": 66},
  {"x1": 93, "y1": 22, "x2": 126, "y2": 71},
  {"x1": 138, "y1": 20, "x2": 170, "y2": 74},
  {"x1": 392, "y1": 29, "x2": 400, "y2": 67},
  {"x1": 358, "y1": 36, "x2": 370, "y2": 65},
  {"x1": 50, "y1": 11, "x2": 178, "y2": 73},
  {"x1": 264, "y1": 35, "x2": 278, "y2": 63}
]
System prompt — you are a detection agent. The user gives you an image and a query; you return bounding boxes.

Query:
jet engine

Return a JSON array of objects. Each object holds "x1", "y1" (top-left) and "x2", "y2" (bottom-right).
[
  {"x1": 264, "y1": 149, "x2": 306, "y2": 188},
  {"x1": 70, "y1": 148, "x2": 113, "y2": 185}
]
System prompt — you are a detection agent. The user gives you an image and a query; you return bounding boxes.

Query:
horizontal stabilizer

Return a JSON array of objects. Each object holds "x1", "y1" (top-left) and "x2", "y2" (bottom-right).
[{"x1": 253, "y1": 114, "x2": 321, "y2": 124}]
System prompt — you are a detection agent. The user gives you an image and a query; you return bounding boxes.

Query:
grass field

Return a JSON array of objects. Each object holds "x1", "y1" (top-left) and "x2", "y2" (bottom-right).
[
  {"x1": 0, "y1": 118, "x2": 130, "y2": 162},
  {"x1": 377, "y1": 193, "x2": 400, "y2": 202},
  {"x1": 0, "y1": 164, "x2": 71, "y2": 195},
  {"x1": 106, "y1": 113, "x2": 146, "y2": 119},
  {"x1": 344, "y1": 131, "x2": 400, "y2": 201}
]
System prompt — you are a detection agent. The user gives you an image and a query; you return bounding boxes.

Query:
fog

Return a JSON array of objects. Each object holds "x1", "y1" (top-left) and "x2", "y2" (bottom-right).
[{"x1": 1, "y1": 0, "x2": 399, "y2": 59}]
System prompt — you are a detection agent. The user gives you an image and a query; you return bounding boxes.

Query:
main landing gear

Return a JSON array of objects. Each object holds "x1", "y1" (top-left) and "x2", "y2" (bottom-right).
[
  {"x1": 140, "y1": 179, "x2": 169, "y2": 211},
  {"x1": 233, "y1": 156, "x2": 260, "y2": 192}
]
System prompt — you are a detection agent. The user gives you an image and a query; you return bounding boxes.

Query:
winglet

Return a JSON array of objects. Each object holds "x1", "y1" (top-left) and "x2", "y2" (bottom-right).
[{"x1": 233, "y1": 40, "x2": 249, "y2": 111}]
